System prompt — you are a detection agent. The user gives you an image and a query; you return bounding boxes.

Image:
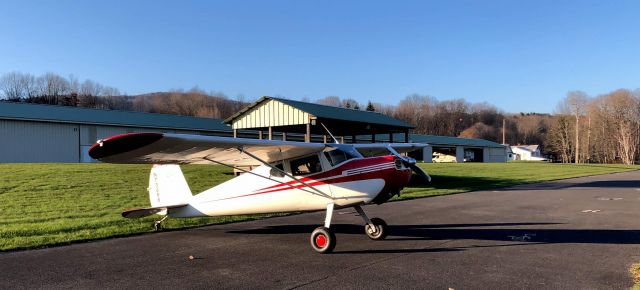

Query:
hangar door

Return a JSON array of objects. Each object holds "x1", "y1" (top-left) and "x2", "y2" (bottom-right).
[{"x1": 0, "y1": 120, "x2": 80, "y2": 163}]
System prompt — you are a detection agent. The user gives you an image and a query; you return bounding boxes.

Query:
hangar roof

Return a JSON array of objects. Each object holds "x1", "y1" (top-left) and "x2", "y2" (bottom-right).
[
  {"x1": 411, "y1": 134, "x2": 505, "y2": 148},
  {"x1": 271, "y1": 97, "x2": 413, "y2": 128},
  {"x1": 0, "y1": 101, "x2": 229, "y2": 132}
]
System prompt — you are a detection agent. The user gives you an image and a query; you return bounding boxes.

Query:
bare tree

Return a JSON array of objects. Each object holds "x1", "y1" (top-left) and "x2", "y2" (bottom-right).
[
  {"x1": 102, "y1": 86, "x2": 123, "y2": 110},
  {"x1": 603, "y1": 89, "x2": 639, "y2": 165},
  {"x1": 37, "y1": 73, "x2": 70, "y2": 104},
  {"x1": 341, "y1": 98, "x2": 359, "y2": 109},
  {"x1": 23, "y1": 73, "x2": 38, "y2": 100},
  {"x1": 373, "y1": 102, "x2": 395, "y2": 116},
  {"x1": 316, "y1": 96, "x2": 341, "y2": 107},
  {"x1": 548, "y1": 115, "x2": 574, "y2": 163},
  {"x1": 78, "y1": 79, "x2": 103, "y2": 107},
  {"x1": 459, "y1": 122, "x2": 496, "y2": 140},
  {"x1": 0, "y1": 72, "x2": 27, "y2": 101},
  {"x1": 394, "y1": 94, "x2": 437, "y2": 134},
  {"x1": 513, "y1": 114, "x2": 550, "y2": 145},
  {"x1": 558, "y1": 91, "x2": 588, "y2": 163},
  {"x1": 68, "y1": 74, "x2": 79, "y2": 95}
]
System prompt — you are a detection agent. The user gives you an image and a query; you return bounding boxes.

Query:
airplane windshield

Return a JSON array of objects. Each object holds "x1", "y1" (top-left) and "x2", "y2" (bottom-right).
[{"x1": 324, "y1": 148, "x2": 358, "y2": 167}]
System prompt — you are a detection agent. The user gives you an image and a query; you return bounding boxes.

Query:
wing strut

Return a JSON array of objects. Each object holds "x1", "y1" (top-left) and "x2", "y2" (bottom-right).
[
  {"x1": 238, "y1": 148, "x2": 334, "y2": 200},
  {"x1": 320, "y1": 123, "x2": 340, "y2": 144}
]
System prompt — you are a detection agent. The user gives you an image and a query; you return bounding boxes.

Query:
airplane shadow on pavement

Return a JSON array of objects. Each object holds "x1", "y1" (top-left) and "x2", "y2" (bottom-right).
[
  {"x1": 409, "y1": 174, "x2": 640, "y2": 192},
  {"x1": 497, "y1": 179, "x2": 640, "y2": 191},
  {"x1": 228, "y1": 222, "x2": 640, "y2": 254}
]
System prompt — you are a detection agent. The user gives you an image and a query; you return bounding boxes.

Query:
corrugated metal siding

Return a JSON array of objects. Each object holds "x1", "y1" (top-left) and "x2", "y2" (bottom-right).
[
  {"x1": 487, "y1": 147, "x2": 507, "y2": 162},
  {"x1": 78, "y1": 125, "x2": 167, "y2": 146},
  {"x1": 0, "y1": 120, "x2": 79, "y2": 163},
  {"x1": 232, "y1": 99, "x2": 310, "y2": 129},
  {"x1": 0, "y1": 119, "x2": 209, "y2": 163}
]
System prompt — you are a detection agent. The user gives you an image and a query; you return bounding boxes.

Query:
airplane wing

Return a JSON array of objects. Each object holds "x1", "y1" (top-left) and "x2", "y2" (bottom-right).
[
  {"x1": 88, "y1": 133, "x2": 326, "y2": 166},
  {"x1": 351, "y1": 143, "x2": 428, "y2": 157}
]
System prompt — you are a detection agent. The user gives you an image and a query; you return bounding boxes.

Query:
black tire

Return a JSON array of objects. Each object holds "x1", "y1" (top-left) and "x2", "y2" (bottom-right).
[
  {"x1": 364, "y1": 218, "x2": 387, "y2": 240},
  {"x1": 310, "y1": 227, "x2": 336, "y2": 254}
]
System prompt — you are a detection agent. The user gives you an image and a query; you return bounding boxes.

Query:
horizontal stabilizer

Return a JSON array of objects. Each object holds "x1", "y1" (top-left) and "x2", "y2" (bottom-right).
[{"x1": 122, "y1": 204, "x2": 188, "y2": 219}]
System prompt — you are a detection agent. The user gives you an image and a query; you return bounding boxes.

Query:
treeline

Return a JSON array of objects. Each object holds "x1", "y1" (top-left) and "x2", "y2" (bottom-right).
[
  {"x1": 1, "y1": 71, "x2": 638, "y2": 164},
  {"x1": 310, "y1": 93, "x2": 639, "y2": 165},
  {"x1": 0, "y1": 72, "x2": 246, "y2": 119},
  {"x1": 548, "y1": 90, "x2": 640, "y2": 165},
  {"x1": 316, "y1": 95, "x2": 550, "y2": 147}
]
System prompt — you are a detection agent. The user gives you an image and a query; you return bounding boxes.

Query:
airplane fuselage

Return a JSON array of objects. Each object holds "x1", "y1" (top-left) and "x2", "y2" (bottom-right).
[{"x1": 170, "y1": 155, "x2": 412, "y2": 218}]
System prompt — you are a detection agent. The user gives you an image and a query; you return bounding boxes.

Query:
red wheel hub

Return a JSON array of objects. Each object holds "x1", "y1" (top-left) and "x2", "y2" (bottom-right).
[{"x1": 315, "y1": 234, "x2": 327, "y2": 248}]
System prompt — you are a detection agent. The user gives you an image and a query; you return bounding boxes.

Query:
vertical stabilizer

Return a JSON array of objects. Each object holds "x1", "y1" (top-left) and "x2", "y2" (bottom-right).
[{"x1": 148, "y1": 164, "x2": 192, "y2": 207}]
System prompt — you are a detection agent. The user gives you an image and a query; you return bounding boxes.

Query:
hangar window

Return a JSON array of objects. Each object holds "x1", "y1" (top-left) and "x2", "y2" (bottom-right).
[{"x1": 290, "y1": 154, "x2": 322, "y2": 176}]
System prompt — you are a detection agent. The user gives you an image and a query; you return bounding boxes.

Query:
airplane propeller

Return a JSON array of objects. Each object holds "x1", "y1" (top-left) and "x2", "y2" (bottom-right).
[{"x1": 386, "y1": 145, "x2": 432, "y2": 183}]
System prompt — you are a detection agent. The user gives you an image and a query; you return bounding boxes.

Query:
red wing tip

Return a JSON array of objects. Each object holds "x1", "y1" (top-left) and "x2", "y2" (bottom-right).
[{"x1": 89, "y1": 132, "x2": 163, "y2": 160}]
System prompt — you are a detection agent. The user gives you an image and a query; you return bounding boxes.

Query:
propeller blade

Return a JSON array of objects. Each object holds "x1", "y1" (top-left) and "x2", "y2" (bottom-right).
[
  {"x1": 386, "y1": 144, "x2": 407, "y2": 162},
  {"x1": 409, "y1": 163, "x2": 431, "y2": 183}
]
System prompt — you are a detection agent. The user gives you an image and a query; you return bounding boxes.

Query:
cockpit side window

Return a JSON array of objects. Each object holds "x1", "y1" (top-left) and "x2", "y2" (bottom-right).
[
  {"x1": 324, "y1": 148, "x2": 356, "y2": 167},
  {"x1": 289, "y1": 154, "x2": 322, "y2": 176},
  {"x1": 269, "y1": 162, "x2": 285, "y2": 178}
]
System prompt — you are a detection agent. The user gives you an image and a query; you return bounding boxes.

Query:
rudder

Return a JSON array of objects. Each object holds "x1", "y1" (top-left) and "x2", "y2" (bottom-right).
[{"x1": 148, "y1": 164, "x2": 192, "y2": 207}]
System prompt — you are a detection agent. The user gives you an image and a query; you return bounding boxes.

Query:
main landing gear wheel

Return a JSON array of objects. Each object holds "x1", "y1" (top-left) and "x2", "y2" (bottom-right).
[
  {"x1": 310, "y1": 227, "x2": 336, "y2": 254},
  {"x1": 364, "y1": 218, "x2": 387, "y2": 240}
]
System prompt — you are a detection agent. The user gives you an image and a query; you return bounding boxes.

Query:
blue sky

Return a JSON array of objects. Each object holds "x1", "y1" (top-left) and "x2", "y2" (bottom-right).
[{"x1": 1, "y1": 0, "x2": 638, "y2": 113}]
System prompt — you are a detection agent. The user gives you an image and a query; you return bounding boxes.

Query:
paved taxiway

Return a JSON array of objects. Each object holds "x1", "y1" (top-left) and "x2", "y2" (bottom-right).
[{"x1": 2, "y1": 170, "x2": 640, "y2": 289}]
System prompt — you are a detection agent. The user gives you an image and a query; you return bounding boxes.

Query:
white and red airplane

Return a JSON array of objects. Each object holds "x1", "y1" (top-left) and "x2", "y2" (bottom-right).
[{"x1": 89, "y1": 132, "x2": 430, "y2": 253}]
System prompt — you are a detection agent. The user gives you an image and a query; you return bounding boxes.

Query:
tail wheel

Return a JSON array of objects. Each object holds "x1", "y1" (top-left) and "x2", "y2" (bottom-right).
[
  {"x1": 153, "y1": 221, "x2": 163, "y2": 231},
  {"x1": 364, "y1": 218, "x2": 387, "y2": 240},
  {"x1": 310, "y1": 227, "x2": 336, "y2": 254}
]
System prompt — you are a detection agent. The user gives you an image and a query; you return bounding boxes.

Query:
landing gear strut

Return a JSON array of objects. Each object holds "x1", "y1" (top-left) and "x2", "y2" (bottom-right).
[
  {"x1": 310, "y1": 203, "x2": 336, "y2": 254},
  {"x1": 154, "y1": 216, "x2": 168, "y2": 231},
  {"x1": 354, "y1": 205, "x2": 388, "y2": 240}
]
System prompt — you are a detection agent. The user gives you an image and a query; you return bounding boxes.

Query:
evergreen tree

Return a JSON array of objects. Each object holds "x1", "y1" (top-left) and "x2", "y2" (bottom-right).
[{"x1": 366, "y1": 101, "x2": 375, "y2": 111}]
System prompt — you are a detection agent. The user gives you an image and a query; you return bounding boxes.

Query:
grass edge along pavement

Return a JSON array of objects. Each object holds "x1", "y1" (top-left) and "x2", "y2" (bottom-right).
[
  {"x1": 0, "y1": 162, "x2": 637, "y2": 252},
  {"x1": 631, "y1": 262, "x2": 640, "y2": 290}
]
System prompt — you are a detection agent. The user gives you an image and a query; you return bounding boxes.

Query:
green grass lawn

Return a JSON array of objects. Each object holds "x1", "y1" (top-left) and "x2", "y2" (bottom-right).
[{"x1": 0, "y1": 162, "x2": 636, "y2": 251}]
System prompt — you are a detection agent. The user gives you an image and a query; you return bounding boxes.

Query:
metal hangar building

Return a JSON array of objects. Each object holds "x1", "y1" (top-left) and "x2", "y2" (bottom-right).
[
  {"x1": 0, "y1": 102, "x2": 229, "y2": 163},
  {"x1": 224, "y1": 97, "x2": 414, "y2": 143}
]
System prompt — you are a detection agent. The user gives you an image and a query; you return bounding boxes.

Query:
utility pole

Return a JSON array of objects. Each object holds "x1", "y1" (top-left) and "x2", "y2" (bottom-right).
[
  {"x1": 502, "y1": 119, "x2": 506, "y2": 144},
  {"x1": 575, "y1": 110, "x2": 579, "y2": 164}
]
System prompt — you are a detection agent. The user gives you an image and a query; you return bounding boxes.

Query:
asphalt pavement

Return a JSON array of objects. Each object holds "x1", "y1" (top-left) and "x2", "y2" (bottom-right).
[{"x1": 2, "y1": 170, "x2": 640, "y2": 289}]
